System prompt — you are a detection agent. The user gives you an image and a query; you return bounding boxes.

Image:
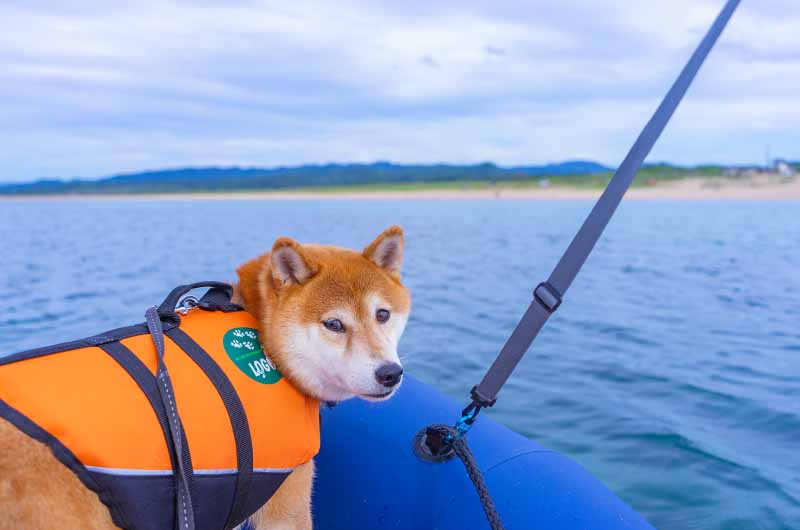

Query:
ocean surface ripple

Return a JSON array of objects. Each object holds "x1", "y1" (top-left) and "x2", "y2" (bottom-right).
[{"x1": 1, "y1": 199, "x2": 798, "y2": 530}]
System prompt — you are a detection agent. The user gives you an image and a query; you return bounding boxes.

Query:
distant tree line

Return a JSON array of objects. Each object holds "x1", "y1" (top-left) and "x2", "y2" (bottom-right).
[{"x1": 0, "y1": 160, "x2": 782, "y2": 195}]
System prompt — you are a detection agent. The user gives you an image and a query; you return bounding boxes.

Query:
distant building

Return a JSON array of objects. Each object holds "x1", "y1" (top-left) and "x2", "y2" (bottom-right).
[
  {"x1": 721, "y1": 159, "x2": 795, "y2": 179},
  {"x1": 724, "y1": 167, "x2": 761, "y2": 178},
  {"x1": 775, "y1": 160, "x2": 796, "y2": 177}
]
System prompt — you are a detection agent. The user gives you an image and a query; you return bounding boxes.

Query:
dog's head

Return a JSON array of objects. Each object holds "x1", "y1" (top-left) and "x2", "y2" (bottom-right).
[{"x1": 236, "y1": 226, "x2": 411, "y2": 403}]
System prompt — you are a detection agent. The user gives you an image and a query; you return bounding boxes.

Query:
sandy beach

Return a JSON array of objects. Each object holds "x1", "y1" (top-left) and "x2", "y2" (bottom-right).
[{"x1": 2, "y1": 175, "x2": 799, "y2": 201}]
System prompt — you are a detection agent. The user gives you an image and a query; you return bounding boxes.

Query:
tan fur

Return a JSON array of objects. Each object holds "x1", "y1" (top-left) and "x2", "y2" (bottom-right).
[
  {"x1": 250, "y1": 461, "x2": 314, "y2": 530},
  {"x1": 0, "y1": 417, "x2": 117, "y2": 530},
  {"x1": 0, "y1": 227, "x2": 410, "y2": 530}
]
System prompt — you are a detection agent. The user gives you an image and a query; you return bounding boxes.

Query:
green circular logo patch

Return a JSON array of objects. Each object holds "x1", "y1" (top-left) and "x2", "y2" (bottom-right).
[{"x1": 223, "y1": 327, "x2": 282, "y2": 384}]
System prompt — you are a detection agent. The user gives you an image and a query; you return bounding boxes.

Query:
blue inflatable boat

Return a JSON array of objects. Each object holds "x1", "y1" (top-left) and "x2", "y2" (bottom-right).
[{"x1": 309, "y1": 376, "x2": 653, "y2": 530}]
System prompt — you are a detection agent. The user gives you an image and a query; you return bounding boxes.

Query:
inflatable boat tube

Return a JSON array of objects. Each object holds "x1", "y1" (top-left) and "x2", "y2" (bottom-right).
[{"x1": 309, "y1": 376, "x2": 654, "y2": 530}]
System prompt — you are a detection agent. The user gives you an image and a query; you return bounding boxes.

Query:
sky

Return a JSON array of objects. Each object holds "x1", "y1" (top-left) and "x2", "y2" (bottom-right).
[{"x1": 1, "y1": 0, "x2": 798, "y2": 183}]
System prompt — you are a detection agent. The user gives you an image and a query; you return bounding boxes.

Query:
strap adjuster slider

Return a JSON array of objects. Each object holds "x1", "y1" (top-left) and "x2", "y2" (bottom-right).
[{"x1": 533, "y1": 282, "x2": 562, "y2": 313}]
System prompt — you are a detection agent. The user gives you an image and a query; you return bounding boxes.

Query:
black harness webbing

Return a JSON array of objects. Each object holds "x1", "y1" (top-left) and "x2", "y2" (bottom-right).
[
  {"x1": 471, "y1": 0, "x2": 742, "y2": 410},
  {"x1": 145, "y1": 306, "x2": 197, "y2": 530},
  {"x1": 167, "y1": 327, "x2": 254, "y2": 530}
]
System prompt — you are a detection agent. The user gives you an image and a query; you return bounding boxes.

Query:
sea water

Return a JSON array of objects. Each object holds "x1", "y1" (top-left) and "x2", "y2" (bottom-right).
[{"x1": 1, "y1": 198, "x2": 798, "y2": 530}]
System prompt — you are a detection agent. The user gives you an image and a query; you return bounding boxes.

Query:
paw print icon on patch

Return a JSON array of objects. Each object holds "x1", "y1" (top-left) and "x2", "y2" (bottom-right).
[{"x1": 222, "y1": 327, "x2": 282, "y2": 384}]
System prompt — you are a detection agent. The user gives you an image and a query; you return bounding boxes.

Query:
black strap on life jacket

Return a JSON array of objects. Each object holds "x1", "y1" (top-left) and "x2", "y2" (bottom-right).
[
  {"x1": 167, "y1": 326, "x2": 254, "y2": 530},
  {"x1": 145, "y1": 306, "x2": 197, "y2": 530},
  {"x1": 146, "y1": 284, "x2": 254, "y2": 530},
  {"x1": 158, "y1": 281, "x2": 240, "y2": 324}
]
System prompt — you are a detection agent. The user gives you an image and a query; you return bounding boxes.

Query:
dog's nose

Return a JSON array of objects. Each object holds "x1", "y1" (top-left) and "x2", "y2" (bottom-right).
[{"x1": 375, "y1": 363, "x2": 403, "y2": 387}]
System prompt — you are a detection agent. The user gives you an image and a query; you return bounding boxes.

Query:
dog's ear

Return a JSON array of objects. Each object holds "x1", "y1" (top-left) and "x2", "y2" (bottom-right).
[
  {"x1": 270, "y1": 237, "x2": 316, "y2": 287},
  {"x1": 363, "y1": 225, "x2": 404, "y2": 279}
]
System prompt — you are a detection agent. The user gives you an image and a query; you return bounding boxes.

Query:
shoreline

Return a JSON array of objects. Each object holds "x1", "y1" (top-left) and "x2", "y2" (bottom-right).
[{"x1": 1, "y1": 177, "x2": 798, "y2": 201}]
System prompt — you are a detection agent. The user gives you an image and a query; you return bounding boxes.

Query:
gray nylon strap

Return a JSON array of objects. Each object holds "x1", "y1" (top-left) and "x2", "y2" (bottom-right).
[
  {"x1": 473, "y1": 0, "x2": 741, "y2": 405},
  {"x1": 145, "y1": 306, "x2": 197, "y2": 530}
]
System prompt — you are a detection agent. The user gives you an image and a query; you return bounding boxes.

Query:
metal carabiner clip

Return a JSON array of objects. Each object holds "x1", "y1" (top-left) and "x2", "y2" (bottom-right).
[
  {"x1": 175, "y1": 295, "x2": 200, "y2": 315},
  {"x1": 450, "y1": 402, "x2": 482, "y2": 442}
]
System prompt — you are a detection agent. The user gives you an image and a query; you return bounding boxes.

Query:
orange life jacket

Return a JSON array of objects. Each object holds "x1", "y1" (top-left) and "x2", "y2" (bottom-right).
[{"x1": 0, "y1": 283, "x2": 320, "y2": 530}]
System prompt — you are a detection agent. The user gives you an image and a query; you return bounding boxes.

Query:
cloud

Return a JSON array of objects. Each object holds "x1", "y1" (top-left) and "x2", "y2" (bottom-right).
[
  {"x1": 0, "y1": 0, "x2": 798, "y2": 182},
  {"x1": 484, "y1": 45, "x2": 506, "y2": 57},
  {"x1": 418, "y1": 55, "x2": 441, "y2": 70}
]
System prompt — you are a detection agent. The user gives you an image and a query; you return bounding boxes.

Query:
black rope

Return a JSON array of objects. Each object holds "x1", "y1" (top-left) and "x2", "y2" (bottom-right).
[
  {"x1": 452, "y1": 437, "x2": 504, "y2": 530},
  {"x1": 423, "y1": 425, "x2": 505, "y2": 530}
]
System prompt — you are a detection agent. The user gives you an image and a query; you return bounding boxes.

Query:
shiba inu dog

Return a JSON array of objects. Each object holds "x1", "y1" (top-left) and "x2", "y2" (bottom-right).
[
  {"x1": 238, "y1": 226, "x2": 410, "y2": 529},
  {"x1": 0, "y1": 226, "x2": 410, "y2": 530}
]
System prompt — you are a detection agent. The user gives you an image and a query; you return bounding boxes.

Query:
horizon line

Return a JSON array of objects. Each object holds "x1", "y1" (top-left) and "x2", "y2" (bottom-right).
[{"x1": 4, "y1": 158, "x2": 797, "y2": 187}]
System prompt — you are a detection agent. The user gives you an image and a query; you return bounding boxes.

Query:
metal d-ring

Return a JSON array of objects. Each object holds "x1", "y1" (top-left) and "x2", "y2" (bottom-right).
[{"x1": 175, "y1": 295, "x2": 200, "y2": 315}]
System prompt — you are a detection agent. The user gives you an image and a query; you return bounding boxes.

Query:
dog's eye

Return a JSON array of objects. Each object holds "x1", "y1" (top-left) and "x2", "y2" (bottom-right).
[
  {"x1": 322, "y1": 319, "x2": 345, "y2": 333},
  {"x1": 376, "y1": 309, "x2": 391, "y2": 323}
]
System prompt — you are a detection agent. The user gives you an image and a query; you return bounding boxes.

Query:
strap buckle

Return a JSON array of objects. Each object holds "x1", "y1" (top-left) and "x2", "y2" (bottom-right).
[
  {"x1": 470, "y1": 385, "x2": 497, "y2": 408},
  {"x1": 533, "y1": 282, "x2": 562, "y2": 313}
]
